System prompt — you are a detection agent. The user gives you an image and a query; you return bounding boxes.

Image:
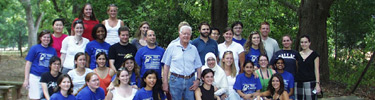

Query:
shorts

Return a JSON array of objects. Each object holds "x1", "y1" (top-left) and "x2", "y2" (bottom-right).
[{"x1": 28, "y1": 74, "x2": 42, "y2": 99}]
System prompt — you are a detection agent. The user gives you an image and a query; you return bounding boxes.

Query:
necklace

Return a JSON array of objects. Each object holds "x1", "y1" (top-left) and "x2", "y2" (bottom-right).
[{"x1": 74, "y1": 37, "x2": 82, "y2": 45}]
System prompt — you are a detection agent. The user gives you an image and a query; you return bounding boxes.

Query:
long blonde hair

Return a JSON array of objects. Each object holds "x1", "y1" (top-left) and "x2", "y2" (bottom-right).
[{"x1": 221, "y1": 51, "x2": 237, "y2": 77}]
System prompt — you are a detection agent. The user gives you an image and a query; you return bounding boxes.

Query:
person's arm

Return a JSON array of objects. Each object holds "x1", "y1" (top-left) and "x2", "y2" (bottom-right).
[
  {"x1": 23, "y1": 61, "x2": 32, "y2": 89},
  {"x1": 105, "y1": 89, "x2": 113, "y2": 100},
  {"x1": 314, "y1": 57, "x2": 321, "y2": 93},
  {"x1": 239, "y1": 52, "x2": 245, "y2": 73},
  {"x1": 281, "y1": 91, "x2": 289, "y2": 100},
  {"x1": 85, "y1": 53, "x2": 90, "y2": 68},
  {"x1": 237, "y1": 90, "x2": 253, "y2": 99},
  {"x1": 120, "y1": 20, "x2": 125, "y2": 26},
  {"x1": 258, "y1": 90, "x2": 271, "y2": 97},
  {"x1": 109, "y1": 59, "x2": 117, "y2": 72},
  {"x1": 194, "y1": 87, "x2": 202, "y2": 100},
  {"x1": 162, "y1": 65, "x2": 170, "y2": 92},
  {"x1": 41, "y1": 83, "x2": 50, "y2": 100},
  {"x1": 190, "y1": 67, "x2": 201, "y2": 90},
  {"x1": 101, "y1": 20, "x2": 105, "y2": 25}
]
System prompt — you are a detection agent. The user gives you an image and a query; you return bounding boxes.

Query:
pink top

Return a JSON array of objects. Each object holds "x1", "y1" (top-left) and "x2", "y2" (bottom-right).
[
  {"x1": 71, "y1": 18, "x2": 99, "y2": 41},
  {"x1": 52, "y1": 34, "x2": 68, "y2": 57}
]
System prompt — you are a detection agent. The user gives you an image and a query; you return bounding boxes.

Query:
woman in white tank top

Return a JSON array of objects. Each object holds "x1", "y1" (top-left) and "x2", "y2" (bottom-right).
[{"x1": 102, "y1": 4, "x2": 124, "y2": 45}]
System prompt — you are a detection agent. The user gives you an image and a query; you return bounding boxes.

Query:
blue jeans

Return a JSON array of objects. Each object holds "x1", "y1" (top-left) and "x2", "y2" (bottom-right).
[{"x1": 169, "y1": 75, "x2": 195, "y2": 100}]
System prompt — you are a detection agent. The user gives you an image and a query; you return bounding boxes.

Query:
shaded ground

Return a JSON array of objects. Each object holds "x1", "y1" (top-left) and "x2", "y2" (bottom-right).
[{"x1": 0, "y1": 55, "x2": 373, "y2": 100}]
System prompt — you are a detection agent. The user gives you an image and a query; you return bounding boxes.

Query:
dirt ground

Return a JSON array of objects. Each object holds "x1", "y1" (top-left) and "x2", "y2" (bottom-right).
[{"x1": 0, "y1": 55, "x2": 373, "y2": 100}]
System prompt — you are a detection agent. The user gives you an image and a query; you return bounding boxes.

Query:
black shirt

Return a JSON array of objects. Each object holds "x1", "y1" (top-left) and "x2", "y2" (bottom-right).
[
  {"x1": 108, "y1": 43, "x2": 137, "y2": 70},
  {"x1": 40, "y1": 72, "x2": 62, "y2": 96}
]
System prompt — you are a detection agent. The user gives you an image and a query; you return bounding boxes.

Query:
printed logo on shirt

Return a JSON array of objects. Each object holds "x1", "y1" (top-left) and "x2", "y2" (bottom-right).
[
  {"x1": 143, "y1": 97, "x2": 153, "y2": 100},
  {"x1": 47, "y1": 81, "x2": 57, "y2": 89},
  {"x1": 144, "y1": 55, "x2": 161, "y2": 69},
  {"x1": 38, "y1": 53, "x2": 54, "y2": 67},
  {"x1": 242, "y1": 83, "x2": 257, "y2": 94},
  {"x1": 284, "y1": 79, "x2": 289, "y2": 89},
  {"x1": 250, "y1": 55, "x2": 259, "y2": 62},
  {"x1": 95, "y1": 49, "x2": 108, "y2": 56},
  {"x1": 277, "y1": 53, "x2": 296, "y2": 59}
]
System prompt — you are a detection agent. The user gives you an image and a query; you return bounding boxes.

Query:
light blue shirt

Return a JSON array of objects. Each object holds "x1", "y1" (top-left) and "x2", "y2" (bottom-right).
[{"x1": 161, "y1": 42, "x2": 202, "y2": 76}]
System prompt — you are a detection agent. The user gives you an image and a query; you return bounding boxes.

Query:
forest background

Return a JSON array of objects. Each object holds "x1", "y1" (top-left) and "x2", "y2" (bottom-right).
[{"x1": 0, "y1": 0, "x2": 374, "y2": 99}]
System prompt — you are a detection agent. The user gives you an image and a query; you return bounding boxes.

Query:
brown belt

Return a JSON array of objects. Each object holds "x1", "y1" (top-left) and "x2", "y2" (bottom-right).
[{"x1": 171, "y1": 72, "x2": 194, "y2": 79}]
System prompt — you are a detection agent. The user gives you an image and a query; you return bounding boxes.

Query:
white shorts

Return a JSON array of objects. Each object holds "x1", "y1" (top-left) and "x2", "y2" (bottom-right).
[{"x1": 28, "y1": 74, "x2": 42, "y2": 99}]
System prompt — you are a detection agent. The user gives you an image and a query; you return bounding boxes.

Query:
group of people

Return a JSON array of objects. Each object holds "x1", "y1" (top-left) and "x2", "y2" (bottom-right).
[{"x1": 22, "y1": 3, "x2": 321, "y2": 100}]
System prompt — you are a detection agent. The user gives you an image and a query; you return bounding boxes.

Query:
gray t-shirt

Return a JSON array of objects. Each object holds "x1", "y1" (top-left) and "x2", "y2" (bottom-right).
[{"x1": 263, "y1": 37, "x2": 280, "y2": 60}]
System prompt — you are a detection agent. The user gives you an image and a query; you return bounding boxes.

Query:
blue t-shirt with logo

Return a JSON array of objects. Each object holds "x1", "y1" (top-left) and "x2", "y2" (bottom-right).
[
  {"x1": 233, "y1": 73, "x2": 262, "y2": 94},
  {"x1": 278, "y1": 71, "x2": 294, "y2": 93},
  {"x1": 245, "y1": 47, "x2": 261, "y2": 67},
  {"x1": 135, "y1": 46, "x2": 165, "y2": 79},
  {"x1": 85, "y1": 40, "x2": 110, "y2": 69},
  {"x1": 25, "y1": 44, "x2": 57, "y2": 76}
]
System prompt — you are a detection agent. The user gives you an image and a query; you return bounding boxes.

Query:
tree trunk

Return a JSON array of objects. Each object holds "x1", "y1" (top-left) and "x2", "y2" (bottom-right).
[
  {"x1": 211, "y1": 0, "x2": 228, "y2": 43},
  {"x1": 18, "y1": 31, "x2": 23, "y2": 57},
  {"x1": 19, "y1": 0, "x2": 44, "y2": 49},
  {"x1": 295, "y1": 0, "x2": 334, "y2": 83}
]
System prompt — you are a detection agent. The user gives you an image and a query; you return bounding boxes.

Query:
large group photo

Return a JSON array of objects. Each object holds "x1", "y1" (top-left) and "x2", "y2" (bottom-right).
[{"x1": 1, "y1": 0, "x2": 375, "y2": 100}]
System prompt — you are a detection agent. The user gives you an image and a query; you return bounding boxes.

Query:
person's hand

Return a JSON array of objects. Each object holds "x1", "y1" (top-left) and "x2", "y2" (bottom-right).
[
  {"x1": 162, "y1": 82, "x2": 169, "y2": 93},
  {"x1": 107, "y1": 84, "x2": 114, "y2": 91},
  {"x1": 243, "y1": 94, "x2": 252, "y2": 100},
  {"x1": 189, "y1": 80, "x2": 200, "y2": 90},
  {"x1": 132, "y1": 85, "x2": 139, "y2": 89},
  {"x1": 220, "y1": 94, "x2": 228, "y2": 99},
  {"x1": 253, "y1": 71, "x2": 259, "y2": 78},
  {"x1": 315, "y1": 84, "x2": 321, "y2": 93},
  {"x1": 22, "y1": 80, "x2": 29, "y2": 89}
]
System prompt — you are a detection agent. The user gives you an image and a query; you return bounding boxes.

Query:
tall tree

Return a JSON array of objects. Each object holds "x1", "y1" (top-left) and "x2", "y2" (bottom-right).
[
  {"x1": 19, "y1": 0, "x2": 44, "y2": 48},
  {"x1": 211, "y1": 0, "x2": 228, "y2": 43},
  {"x1": 276, "y1": 0, "x2": 335, "y2": 82}
]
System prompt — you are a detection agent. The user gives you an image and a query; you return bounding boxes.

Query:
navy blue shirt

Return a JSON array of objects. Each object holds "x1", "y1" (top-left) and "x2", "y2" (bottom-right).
[
  {"x1": 135, "y1": 46, "x2": 165, "y2": 79},
  {"x1": 191, "y1": 36, "x2": 219, "y2": 64},
  {"x1": 232, "y1": 38, "x2": 246, "y2": 46},
  {"x1": 270, "y1": 49, "x2": 302, "y2": 76},
  {"x1": 76, "y1": 86, "x2": 105, "y2": 100}
]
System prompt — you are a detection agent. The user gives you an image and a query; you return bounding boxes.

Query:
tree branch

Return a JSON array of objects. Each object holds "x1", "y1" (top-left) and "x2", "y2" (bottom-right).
[
  {"x1": 274, "y1": 0, "x2": 298, "y2": 12},
  {"x1": 51, "y1": 0, "x2": 61, "y2": 12}
]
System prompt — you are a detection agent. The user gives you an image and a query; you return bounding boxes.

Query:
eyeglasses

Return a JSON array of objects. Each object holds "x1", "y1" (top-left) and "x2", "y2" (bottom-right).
[
  {"x1": 224, "y1": 51, "x2": 233, "y2": 54},
  {"x1": 251, "y1": 31, "x2": 259, "y2": 34}
]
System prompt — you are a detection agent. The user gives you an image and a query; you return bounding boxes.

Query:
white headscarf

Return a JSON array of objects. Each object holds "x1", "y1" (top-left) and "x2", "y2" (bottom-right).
[{"x1": 204, "y1": 52, "x2": 219, "y2": 68}]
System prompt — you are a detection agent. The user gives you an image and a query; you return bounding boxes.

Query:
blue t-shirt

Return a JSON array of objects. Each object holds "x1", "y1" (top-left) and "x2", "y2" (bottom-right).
[
  {"x1": 133, "y1": 88, "x2": 166, "y2": 100},
  {"x1": 135, "y1": 46, "x2": 165, "y2": 79},
  {"x1": 191, "y1": 37, "x2": 219, "y2": 64},
  {"x1": 233, "y1": 73, "x2": 262, "y2": 94},
  {"x1": 76, "y1": 86, "x2": 105, "y2": 100},
  {"x1": 25, "y1": 44, "x2": 57, "y2": 76},
  {"x1": 245, "y1": 47, "x2": 261, "y2": 67},
  {"x1": 85, "y1": 40, "x2": 111, "y2": 69},
  {"x1": 270, "y1": 50, "x2": 301, "y2": 76},
  {"x1": 232, "y1": 38, "x2": 246, "y2": 46},
  {"x1": 130, "y1": 72, "x2": 141, "y2": 88},
  {"x1": 50, "y1": 91, "x2": 76, "y2": 100},
  {"x1": 278, "y1": 71, "x2": 294, "y2": 93}
]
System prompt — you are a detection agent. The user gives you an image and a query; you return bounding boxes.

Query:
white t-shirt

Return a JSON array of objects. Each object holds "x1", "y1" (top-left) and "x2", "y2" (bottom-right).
[
  {"x1": 61, "y1": 36, "x2": 89, "y2": 69},
  {"x1": 263, "y1": 37, "x2": 280, "y2": 61},
  {"x1": 104, "y1": 20, "x2": 121, "y2": 45},
  {"x1": 67, "y1": 68, "x2": 93, "y2": 94},
  {"x1": 111, "y1": 87, "x2": 137, "y2": 100},
  {"x1": 218, "y1": 42, "x2": 244, "y2": 74}
]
